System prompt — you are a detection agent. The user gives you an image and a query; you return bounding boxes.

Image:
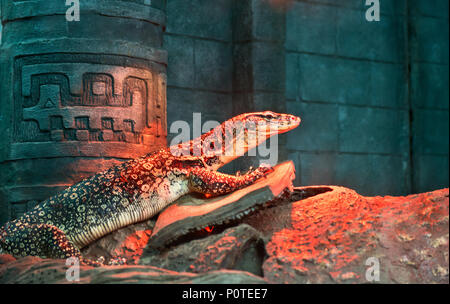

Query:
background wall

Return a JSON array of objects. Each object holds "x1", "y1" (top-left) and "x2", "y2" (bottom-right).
[
  {"x1": 409, "y1": 0, "x2": 449, "y2": 194},
  {"x1": 0, "y1": 0, "x2": 447, "y2": 224},
  {"x1": 284, "y1": 1, "x2": 411, "y2": 195},
  {"x1": 165, "y1": 0, "x2": 449, "y2": 196},
  {"x1": 164, "y1": 0, "x2": 234, "y2": 130}
]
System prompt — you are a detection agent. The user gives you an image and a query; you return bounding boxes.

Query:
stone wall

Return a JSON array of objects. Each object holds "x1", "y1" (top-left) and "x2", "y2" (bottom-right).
[
  {"x1": 164, "y1": 0, "x2": 234, "y2": 143},
  {"x1": 284, "y1": 0, "x2": 411, "y2": 195},
  {"x1": 165, "y1": 0, "x2": 448, "y2": 196},
  {"x1": 165, "y1": 0, "x2": 289, "y2": 174},
  {"x1": 409, "y1": 0, "x2": 449, "y2": 193}
]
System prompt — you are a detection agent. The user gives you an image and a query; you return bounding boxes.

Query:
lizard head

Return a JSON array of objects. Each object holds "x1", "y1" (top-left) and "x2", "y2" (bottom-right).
[
  {"x1": 235, "y1": 111, "x2": 301, "y2": 135},
  {"x1": 201, "y1": 111, "x2": 301, "y2": 169}
]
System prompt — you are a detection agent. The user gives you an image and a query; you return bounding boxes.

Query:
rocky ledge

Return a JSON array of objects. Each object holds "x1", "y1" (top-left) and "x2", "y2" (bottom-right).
[{"x1": 0, "y1": 184, "x2": 448, "y2": 284}]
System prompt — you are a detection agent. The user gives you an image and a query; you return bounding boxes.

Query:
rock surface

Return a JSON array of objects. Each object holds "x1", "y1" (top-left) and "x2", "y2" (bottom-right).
[
  {"x1": 139, "y1": 224, "x2": 265, "y2": 276},
  {"x1": 0, "y1": 255, "x2": 265, "y2": 284},
  {"x1": 0, "y1": 186, "x2": 448, "y2": 284},
  {"x1": 81, "y1": 219, "x2": 156, "y2": 265},
  {"x1": 253, "y1": 186, "x2": 449, "y2": 284}
]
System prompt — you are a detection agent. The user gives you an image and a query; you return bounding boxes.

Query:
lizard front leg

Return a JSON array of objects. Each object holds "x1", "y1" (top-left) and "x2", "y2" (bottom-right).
[
  {"x1": 188, "y1": 165, "x2": 273, "y2": 197},
  {"x1": 0, "y1": 222, "x2": 100, "y2": 266}
]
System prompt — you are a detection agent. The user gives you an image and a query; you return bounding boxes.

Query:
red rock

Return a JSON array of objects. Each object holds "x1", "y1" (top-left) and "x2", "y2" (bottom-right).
[{"x1": 258, "y1": 186, "x2": 449, "y2": 284}]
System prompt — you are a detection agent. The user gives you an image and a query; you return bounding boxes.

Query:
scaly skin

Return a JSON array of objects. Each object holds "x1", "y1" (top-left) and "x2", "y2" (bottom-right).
[{"x1": 0, "y1": 111, "x2": 300, "y2": 265}]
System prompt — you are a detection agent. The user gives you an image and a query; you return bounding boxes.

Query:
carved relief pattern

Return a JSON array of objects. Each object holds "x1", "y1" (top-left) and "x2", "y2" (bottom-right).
[
  {"x1": 14, "y1": 54, "x2": 165, "y2": 147},
  {"x1": 3, "y1": 53, "x2": 167, "y2": 221}
]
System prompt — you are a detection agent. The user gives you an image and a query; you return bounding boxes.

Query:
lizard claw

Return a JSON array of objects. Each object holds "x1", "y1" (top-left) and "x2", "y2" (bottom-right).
[
  {"x1": 107, "y1": 256, "x2": 127, "y2": 266},
  {"x1": 249, "y1": 163, "x2": 274, "y2": 181},
  {"x1": 258, "y1": 163, "x2": 274, "y2": 175},
  {"x1": 81, "y1": 257, "x2": 103, "y2": 267}
]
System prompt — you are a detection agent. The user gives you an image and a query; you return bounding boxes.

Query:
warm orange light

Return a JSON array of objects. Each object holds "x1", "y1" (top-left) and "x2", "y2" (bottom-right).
[{"x1": 203, "y1": 226, "x2": 214, "y2": 233}]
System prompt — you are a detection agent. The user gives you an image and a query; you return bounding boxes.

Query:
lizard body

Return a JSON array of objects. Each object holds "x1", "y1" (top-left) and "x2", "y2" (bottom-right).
[{"x1": 0, "y1": 111, "x2": 300, "y2": 264}]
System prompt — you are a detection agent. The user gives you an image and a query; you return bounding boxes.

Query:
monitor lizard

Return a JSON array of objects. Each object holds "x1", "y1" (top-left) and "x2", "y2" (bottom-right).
[{"x1": 0, "y1": 111, "x2": 300, "y2": 265}]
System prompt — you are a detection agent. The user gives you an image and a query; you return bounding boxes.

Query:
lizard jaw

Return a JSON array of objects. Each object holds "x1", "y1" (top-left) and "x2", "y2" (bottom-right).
[{"x1": 215, "y1": 112, "x2": 301, "y2": 168}]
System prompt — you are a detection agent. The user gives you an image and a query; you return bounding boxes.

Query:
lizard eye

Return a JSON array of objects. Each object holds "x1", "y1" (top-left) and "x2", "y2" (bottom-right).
[
  {"x1": 210, "y1": 142, "x2": 215, "y2": 149},
  {"x1": 253, "y1": 112, "x2": 277, "y2": 121}
]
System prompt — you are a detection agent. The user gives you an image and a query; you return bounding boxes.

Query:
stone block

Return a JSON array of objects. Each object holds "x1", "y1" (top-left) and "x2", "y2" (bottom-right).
[
  {"x1": 232, "y1": 43, "x2": 253, "y2": 93},
  {"x1": 411, "y1": 63, "x2": 449, "y2": 110},
  {"x1": 71, "y1": 14, "x2": 163, "y2": 47},
  {"x1": 232, "y1": 93, "x2": 253, "y2": 114},
  {"x1": 336, "y1": 154, "x2": 409, "y2": 196},
  {"x1": 166, "y1": 0, "x2": 232, "y2": 41},
  {"x1": 286, "y1": 1, "x2": 336, "y2": 54},
  {"x1": 252, "y1": 42, "x2": 285, "y2": 92},
  {"x1": 336, "y1": 7, "x2": 405, "y2": 62},
  {"x1": 369, "y1": 61, "x2": 407, "y2": 109},
  {"x1": 341, "y1": 0, "x2": 406, "y2": 15},
  {"x1": 167, "y1": 87, "x2": 232, "y2": 143},
  {"x1": 287, "y1": 101, "x2": 339, "y2": 152},
  {"x1": 232, "y1": 0, "x2": 252, "y2": 42},
  {"x1": 413, "y1": 109, "x2": 449, "y2": 155},
  {"x1": 414, "y1": 154, "x2": 449, "y2": 193},
  {"x1": 194, "y1": 39, "x2": 232, "y2": 92},
  {"x1": 298, "y1": 151, "x2": 338, "y2": 186},
  {"x1": 285, "y1": 52, "x2": 299, "y2": 100},
  {"x1": 411, "y1": 16, "x2": 449, "y2": 64},
  {"x1": 164, "y1": 35, "x2": 195, "y2": 88},
  {"x1": 252, "y1": 92, "x2": 287, "y2": 113},
  {"x1": 251, "y1": 0, "x2": 285, "y2": 42},
  {"x1": 232, "y1": 92, "x2": 287, "y2": 115},
  {"x1": 299, "y1": 54, "x2": 369, "y2": 104},
  {"x1": 339, "y1": 106, "x2": 409, "y2": 154},
  {"x1": 0, "y1": 188, "x2": 11, "y2": 226},
  {"x1": 147, "y1": 0, "x2": 164, "y2": 9},
  {"x1": 297, "y1": 54, "x2": 406, "y2": 108},
  {"x1": 410, "y1": 0, "x2": 449, "y2": 18}
]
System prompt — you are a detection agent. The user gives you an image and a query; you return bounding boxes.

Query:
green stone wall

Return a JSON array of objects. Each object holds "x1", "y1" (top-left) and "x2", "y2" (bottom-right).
[{"x1": 165, "y1": 0, "x2": 448, "y2": 196}]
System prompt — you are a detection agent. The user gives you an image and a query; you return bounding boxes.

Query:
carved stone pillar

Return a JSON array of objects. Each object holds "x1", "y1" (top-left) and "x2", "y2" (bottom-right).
[{"x1": 0, "y1": 0, "x2": 167, "y2": 224}]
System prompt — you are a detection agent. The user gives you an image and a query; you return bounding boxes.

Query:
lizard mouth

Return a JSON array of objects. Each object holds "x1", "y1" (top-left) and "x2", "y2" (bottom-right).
[
  {"x1": 271, "y1": 114, "x2": 301, "y2": 134},
  {"x1": 247, "y1": 111, "x2": 301, "y2": 132},
  {"x1": 212, "y1": 113, "x2": 301, "y2": 166}
]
